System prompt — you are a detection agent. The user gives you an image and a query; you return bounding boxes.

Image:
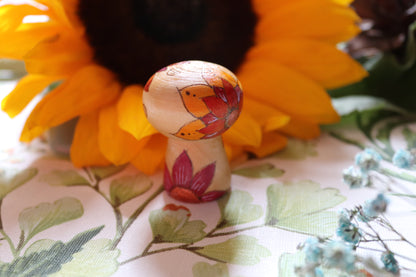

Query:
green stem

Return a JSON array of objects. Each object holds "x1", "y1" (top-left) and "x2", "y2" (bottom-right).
[
  {"x1": 0, "y1": 198, "x2": 18, "y2": 257},
  {"x1": 207, "y1": 224, "x2": 264, "y2": 238},
  {"x1": 0, "y1": 229, "x2": 17, "y2": 257},
  {"x1": 119, "y1": 242, "x2": 192, "y2": 265},
  {"x1": 110, "y1": 185, "x2": 164, "y2": 249},
  {"x1": 14, "y1": 231, "x2": 26, "y2": 257},
  {"x1": 379, "y1": 168, "x2": 416, "y2": 183}
]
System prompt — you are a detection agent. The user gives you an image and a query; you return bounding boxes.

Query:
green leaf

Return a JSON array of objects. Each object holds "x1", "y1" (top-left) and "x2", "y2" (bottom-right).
[
  {"x1": 0, "y1": 168, "x2": 38, "y2": 199},
  {"x1": 403, "y1": 127, "x2": 416, "y2": 149},
  {"x1": 40, "y1": 170, "x2": 89, "y2": 187},
  {"x1": 233, "y1": 163, "x2": 284, "y2": 178},
  {"x1": 19, "y1": 197, "x2": 83, "y2": 242},
  {"x1": 110, "y1": 173, "x2": 152, "y2": 206},
  {"x1": 273, "y1": 139, "x2": 317, "y2": 160},
  {"x1": 192, "y1": 262, "x2": 230, "y2": 277},
  {"x1": 49, "y1": 239, "x2": 120, "y2": 277},
  {"x1": 217, "y1": 191, "x2": 262, "y2": 228},
  {"x1": 149, "y1": 204, "x2": 206, "y2": 243},
  {"x1": 265, "y1": 181, "x2": 345, "y2": 236},
  {"x1": 0, "y1": 226, "x2": 103, "y2": 277},
  {"x1": 195, "y1": 235, "x2": 271, "y2": 265},
  {"x1": 90, "y1": 165, "x2": 126, "y2": 180}
]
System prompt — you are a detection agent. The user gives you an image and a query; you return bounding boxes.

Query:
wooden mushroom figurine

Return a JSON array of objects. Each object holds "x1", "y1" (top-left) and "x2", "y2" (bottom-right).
[{"x1": 143, "y1": 60, "x2": 243, "y2": 203}]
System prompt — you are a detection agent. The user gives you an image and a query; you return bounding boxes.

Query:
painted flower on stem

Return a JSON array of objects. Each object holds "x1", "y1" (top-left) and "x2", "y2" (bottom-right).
[
  {"x1": 199, "y1": 78, "x2": 243, "y2": 139},
  {"x1": 164, "y1": 151, "x2": 227, "y2": 203},
  {"x1": 0, "y1": 0, "x2": 366, "y2": 173}
]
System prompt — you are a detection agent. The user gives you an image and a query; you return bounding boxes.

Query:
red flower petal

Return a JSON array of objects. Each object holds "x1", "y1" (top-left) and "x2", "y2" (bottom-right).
[
  {"x1": 172, "y1": 151, "x2": 193, "y2": 187},
  {"x1": 190, "y1": 162, "x2": 216, "y2": 196},
  {"x1": 200, "y1": 190, "x2": 228, "y2": 202},
  {"x1": 226, "y1": 109, "x2": 240, "y2": 128},
  {"x1": 222, "y1": 79, "x2": 239, "y2": 108},
  {"x1": 203, "y1": 96, "x2": 228, "y2": 118},
  {"x1": 169, "y1": 187, "x2": 201, "y2": 203},
  {"x1": 164, "y1": 163, "x2": 174, "y2": 192},
  {"x1": 198, "y1": 118, "x2": 226, "y2": 136},
  {"x1": 213, "y1": 86, "x2": 228, "y2": 103},
  {"x1": 201, "y1": 113, "x2": 217, "y2": 125}
]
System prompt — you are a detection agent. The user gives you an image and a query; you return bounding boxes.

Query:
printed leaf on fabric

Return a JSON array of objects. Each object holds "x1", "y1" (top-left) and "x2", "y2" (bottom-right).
[
  {"x1": 109, "y1": 173, "x2": 152, "y2": 206},
  {"x1": 19, "y1": 197, "x2": 84, "y2": 242},
  {"x1": 195, "y1": 235, "x2": 271, "y2": 265},
  {"x1": 0, "y1": 226, "x2": 103, "y2": 276},
  {"x1": 217, "y1": 190, "x2": 263, "y2": 228},
  {"x1": 265, "y1": 181, "x2": 345, "y2": 236},
  {"x1": 0, "y1": 168, "x2": 37, "y2": 199},
  {"x1": 232, "y1": 163, "x2": 284, "y2": 178},
  {"x1": 149, "y1": 204, "x2": 207, "y2": 243}
]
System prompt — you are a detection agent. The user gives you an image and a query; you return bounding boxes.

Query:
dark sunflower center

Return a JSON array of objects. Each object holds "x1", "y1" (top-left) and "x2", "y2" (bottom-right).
[
  {"x1": 77, "y1": 0, "x2": 256, "y2": 85},
  {"x1": 133, "y1": 0, "x2": 206, "y2": 44}
]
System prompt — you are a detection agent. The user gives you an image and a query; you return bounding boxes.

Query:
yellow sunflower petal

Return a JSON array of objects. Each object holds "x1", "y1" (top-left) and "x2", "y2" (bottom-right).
[
  {"x1": 244, "y1": 98, "x2": 290, "y2": 132},
  {"x1": 37, "y1": 0, "x2": 82, "y2": 28},
  {"x1": 70, "y1": 112, "x2": 111, "y2": 167},
  {"x1": 0, "y1": 3, "x2": 46, "y2": 32},
  {"x1": 98, "y1": 105, "x2": 149, "y2": 165},
  {"x1": 256, "y1": 1, "x2": 360, "y2": 44},
  {"x1": 237, "y1": 60, "x2": 340, "y2": 124},
  {"x1": 222, "y1": 109, "x2": 262, "y2": 147},
  {"x1": 245, "y1": 131, "x2": 288, "y2": 158},
  {"x1": 20, "y1": 65, "x2": 121, "y2": 142},
  {"x1": 224, "y1": 144, "x2": 246, "y2": 162},
  {"x1": 131, "y1": 134, "x2": 167, "y2": 175},
  {"x1": 1, "y1": 74, "x2": 60, "y2": 118},
  {"x1": 280, "y1": 117, "x2": 322, "y2": 139},
  {"x1": 116, "y1": 85, "x2": 157, "y2": 140},
  {"x1": 246, "y1": 39, "x2": 367, "y2": 89},
  {"x1": 0, "y1": 23, "x2": 61, "y2": 59},
  {"x1": 24, "y1": 29, "x2": 93, "y2": 76}
]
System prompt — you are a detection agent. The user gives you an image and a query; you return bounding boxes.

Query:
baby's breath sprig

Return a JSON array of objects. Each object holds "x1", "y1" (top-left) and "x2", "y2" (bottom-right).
[{"x1": 296, "y1": 193, "x2": 416, "y2": 276}]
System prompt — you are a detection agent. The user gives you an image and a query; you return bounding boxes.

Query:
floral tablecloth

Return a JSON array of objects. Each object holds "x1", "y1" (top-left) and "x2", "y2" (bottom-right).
[{"x1": 1, "y1": 80, "x2": 415, "y2": 277}]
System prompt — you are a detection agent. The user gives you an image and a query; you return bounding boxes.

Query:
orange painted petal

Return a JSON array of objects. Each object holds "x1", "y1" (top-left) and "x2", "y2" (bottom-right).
[
  {"x1": 256, "y1": 1, "x2": 360, "y2": 44},
  {"x1": 244, "y1": 98, "x2": 290, "y2": 132},
  {"x1": 280, "y1": 117, "x2": 322, "y2": 139},
  {"x1": 98, "y1": 105, "x2": 149, "y2": 165},
  {"x1": 179, "y1": 85, "x2": 214, "y2": 117},
  {"x1": 20, "y1": 65, "x2": 121, "y2": 142},
  {"x1": 246, "y1": 39, "x2": 367, "y2": 89},
  {"x1": 222, "y1": 109, "x2": 262, "y2": 147},
  {"x1": 174, "y1": 119, "x2": 206, "y2": 140},
  {"x1": 1, "y1": 74, "x2": 60, "y2": 118},
  {"x1": 245, "y1": 131, "x2": 288, "y2": 158},
  {"x1": 70, "y1": 112, "x2": 110, "y2": 167},
  {"x1": 24, "y1": 29, "x2": 93, "y2": 76},
  {"x1": 0, "y1": 24, "x2": 61, "y2": 59},
  {"x1": 117, "y1": 85, "x2": 158, "y2": 140},
  {"x1": 237, "y1": 60, "x2": 340, "y2": 124},
  {"x1": 131, "y1": 134, "x2": 167, "y2": 175}
]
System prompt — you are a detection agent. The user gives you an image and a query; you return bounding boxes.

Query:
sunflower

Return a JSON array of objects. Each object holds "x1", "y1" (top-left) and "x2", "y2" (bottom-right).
[{"x1": 0, "y1": 0, "x2": 366, "y2": 174}]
